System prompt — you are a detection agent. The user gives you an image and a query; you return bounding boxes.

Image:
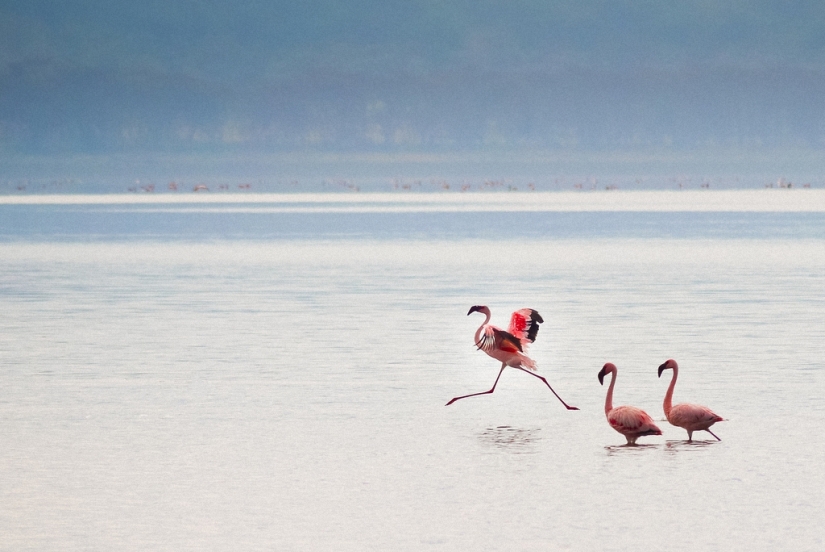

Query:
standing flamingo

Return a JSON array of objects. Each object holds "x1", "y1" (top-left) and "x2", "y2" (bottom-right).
[
  {"x1": 658, "y1": 359, "x2": 723, "y2": 442},
  {"x1": 598, "y1": 363, "x2": 662, "y2": 445},
  {"x1": 446, "y1": 306, "x2": 578, "y2": 410}
]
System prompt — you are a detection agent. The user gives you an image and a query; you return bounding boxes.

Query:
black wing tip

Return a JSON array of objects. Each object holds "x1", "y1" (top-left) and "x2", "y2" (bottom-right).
[{"x1": 525, "y1": 310, "x2": 542, "y2": 342}]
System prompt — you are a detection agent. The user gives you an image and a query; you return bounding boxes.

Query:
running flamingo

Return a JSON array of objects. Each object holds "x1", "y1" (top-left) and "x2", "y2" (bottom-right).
[
  {"x1": 658, "y1": 359, "x2": 723, "y2": 441},
  {"x1": 598, "y1": 363, "x2": 662, "y2": 445},
  {"x1": 446, "y1": 306, "x2": 578, "y2": 410}
]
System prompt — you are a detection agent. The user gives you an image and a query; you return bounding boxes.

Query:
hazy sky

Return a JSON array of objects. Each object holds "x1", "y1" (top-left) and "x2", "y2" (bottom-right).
[{"x1": 2, "y1": 1, "x2": 825, "y2": 160}]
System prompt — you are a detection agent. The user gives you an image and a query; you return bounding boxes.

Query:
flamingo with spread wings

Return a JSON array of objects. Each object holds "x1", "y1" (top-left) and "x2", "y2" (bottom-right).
[
  {"x1": 598, "y1": 363, "x2": 662, "y2": 445},
  {"x1": 446, "y1": 305, "x2": 578, "y2": 410},
  {"x1": 658, "y1": 359, "x2": 723, "y2": 442}
]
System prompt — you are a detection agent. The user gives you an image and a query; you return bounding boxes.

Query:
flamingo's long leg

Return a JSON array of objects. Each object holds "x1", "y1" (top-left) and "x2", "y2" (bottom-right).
[
  {"x1": 513, "y1": 367, "x2": 579, "y2": 410},
  {"x1": 446, "y1": 364, "x2": 506, "y2": 406},
  {"x1": 707, "y1": 429, "x2": 721, "y2": 441}
]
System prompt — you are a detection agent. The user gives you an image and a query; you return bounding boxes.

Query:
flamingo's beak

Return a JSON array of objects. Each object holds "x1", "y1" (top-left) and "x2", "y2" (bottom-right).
[
  {"x1": 597, "y1": 368, "x2": 606, "y2": 385},
  {"x1": 657, "y1": 362, "x2": 667, "y2": 378},
  {"x1": 467, "y1": 306, "x2": 480, "y2": 316}
]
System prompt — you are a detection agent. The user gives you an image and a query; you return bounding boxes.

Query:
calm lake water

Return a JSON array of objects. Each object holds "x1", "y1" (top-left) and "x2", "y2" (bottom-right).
[{"x1": 1, "y1": 191, "x2": 824, "y2": 551}]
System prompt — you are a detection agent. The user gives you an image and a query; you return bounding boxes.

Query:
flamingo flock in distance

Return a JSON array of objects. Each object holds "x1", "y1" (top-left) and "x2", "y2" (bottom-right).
[{"x1": 447, "y1": 305, "x2": 724, "y2": 445}]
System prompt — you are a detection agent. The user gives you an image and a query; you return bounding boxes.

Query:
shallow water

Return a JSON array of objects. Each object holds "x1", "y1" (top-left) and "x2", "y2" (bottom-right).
[{"x1": 1, "y1": 193, "x2": 824, "y2": 550}]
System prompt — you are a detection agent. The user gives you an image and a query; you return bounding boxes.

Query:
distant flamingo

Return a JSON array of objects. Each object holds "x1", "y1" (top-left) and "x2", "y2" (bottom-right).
[
  {"x1": 658, "y1": 359, "x2": 723, "y2": 442},
  {"x1": 598, "y1": 363, "x2": 662, "y2": 445},
  {"x1": 446, "y1": 306, "x2": 578, "y2": 410}
]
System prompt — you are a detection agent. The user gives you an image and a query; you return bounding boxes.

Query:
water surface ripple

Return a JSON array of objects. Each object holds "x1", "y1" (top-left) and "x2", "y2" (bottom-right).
[{"x1": 1, "y1": 195, "x2": 823, "y2": 550}]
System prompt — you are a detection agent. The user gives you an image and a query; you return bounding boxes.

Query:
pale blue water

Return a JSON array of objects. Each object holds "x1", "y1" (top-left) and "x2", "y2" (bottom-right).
[{"x1": 1, "y1": 192, "x2": 824, "y2": 550}]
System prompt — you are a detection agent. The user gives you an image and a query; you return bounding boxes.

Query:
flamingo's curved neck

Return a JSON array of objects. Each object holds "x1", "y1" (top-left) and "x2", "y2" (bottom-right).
[
  {"x1": 604, "y1": 370, "x2": 616, "y2": 417},
  {"x1": 473, "y1": 310, "x2": 491, "y2": 346},
  {"x1": 663, "y1": 365, "x2": 679, "y2": 416}
]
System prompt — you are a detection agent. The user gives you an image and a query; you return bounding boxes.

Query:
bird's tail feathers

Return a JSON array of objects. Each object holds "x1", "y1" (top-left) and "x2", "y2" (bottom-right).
[{"x1": 518, "y1": 354, "x2": 537, "y2": 371}]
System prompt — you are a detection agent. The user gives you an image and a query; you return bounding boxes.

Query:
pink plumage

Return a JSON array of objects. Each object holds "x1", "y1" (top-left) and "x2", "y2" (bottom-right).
[
  {"x1": 474, "y1": 306, "x2": 542, "y2": 371},
  {"x1": 658, "y1": 359, "x2": 724, "y2": 442},
  {"x1": 598, "y1": 363, "x2": 662, "y2": 445},
  {"x1": 508, "y1": 308, "x2": 542, "y2": 345},
  {"x1": 445, "y1": 306, "x2": 578, "y2": 410}
]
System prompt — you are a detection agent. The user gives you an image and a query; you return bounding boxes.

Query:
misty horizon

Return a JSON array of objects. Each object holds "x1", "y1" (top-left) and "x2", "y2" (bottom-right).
[{"x1": 3, "y1": 1, "x2": 825, "y2": 185}]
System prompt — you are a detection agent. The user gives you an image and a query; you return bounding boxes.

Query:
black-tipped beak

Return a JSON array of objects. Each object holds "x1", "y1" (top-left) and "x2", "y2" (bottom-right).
[
  {"x1": 467, "y1": 306, "x2": 480, "y2": 316},
  {"x1": 597, "y1": 368, "x2": 606, "y2": 385},
  {"x1": 657, "y1": 363, "x2": 667, "y2": 378}
]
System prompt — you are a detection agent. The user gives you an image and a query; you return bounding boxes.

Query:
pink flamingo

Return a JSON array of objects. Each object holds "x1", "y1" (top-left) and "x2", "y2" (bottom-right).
[
  {"x1": 658, "y1": 359, "x2": 723, "y2": 441},
  {"x1": 446, "y1": 306, "x2": 578, "y2": 410},
  {"x1": 598, "y1": 363, "x2": 662, "y2": 445}
]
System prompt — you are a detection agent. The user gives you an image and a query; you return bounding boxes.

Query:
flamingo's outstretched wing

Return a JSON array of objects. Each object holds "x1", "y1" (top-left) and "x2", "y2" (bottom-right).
[
  {"x1": 508, "y1": 309, "x2": 543, "y2": 349},
  {"x1": 477, "y1": 326, "x2": 523, "y2": 354}
]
